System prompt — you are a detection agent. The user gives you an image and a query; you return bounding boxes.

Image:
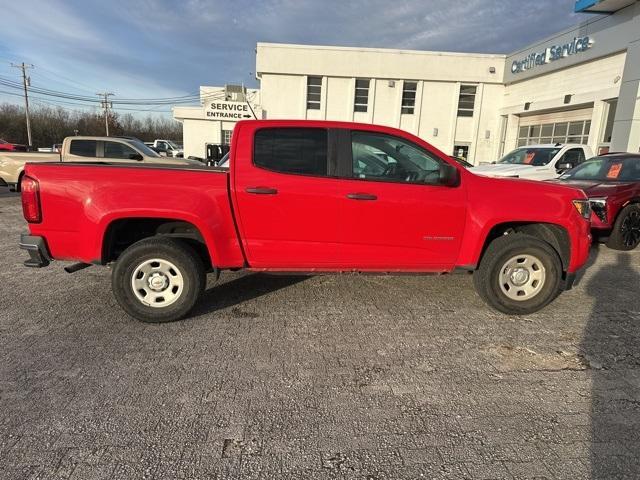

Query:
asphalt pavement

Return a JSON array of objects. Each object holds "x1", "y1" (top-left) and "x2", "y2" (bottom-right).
[
  {"x1": 0, "y1": 186, "x2": 19, "y2": 198},
  {"x1": 1, "y1": 194, "x2": 640, "y2": 479}
]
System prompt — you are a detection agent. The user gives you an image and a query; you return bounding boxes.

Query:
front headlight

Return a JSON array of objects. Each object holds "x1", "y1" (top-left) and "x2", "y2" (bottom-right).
[
  {"x1": 572, "y1": 199, "x2": 592, "y2": 220},
  {"x1": 589, "y1": 198, "x2": 608, "y2": 223}
]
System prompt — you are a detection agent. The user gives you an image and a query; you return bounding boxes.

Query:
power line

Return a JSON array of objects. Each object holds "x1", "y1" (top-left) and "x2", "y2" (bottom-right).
[{"x1": 0, "y1": 77, "x2": 230, "y2": 105}]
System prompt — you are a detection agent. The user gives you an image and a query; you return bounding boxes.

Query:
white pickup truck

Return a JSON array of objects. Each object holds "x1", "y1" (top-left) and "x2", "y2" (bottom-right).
[
  {"x1": 472, "y1": 144, "x2": 594, "y2": 181},
  {"x1": 0, "y1": 136, "x2": 197, "y2": 191},
  {"x1": 145, "y1": 139, "x2": 184, "y2": 158}
]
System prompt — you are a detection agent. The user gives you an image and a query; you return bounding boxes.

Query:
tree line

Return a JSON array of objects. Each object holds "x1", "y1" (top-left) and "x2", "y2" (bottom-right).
[{"x1": 0, "y1": 103, "x2": 182, "y2": 148}]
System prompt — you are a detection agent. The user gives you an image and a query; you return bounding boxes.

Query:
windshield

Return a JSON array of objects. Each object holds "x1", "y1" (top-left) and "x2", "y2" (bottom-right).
[
  {"x1": 498, "y1": 147, "x2": 561, "y2": 166},
  {"x1": 126, "y1": 139, "x2": 160, "y2": 157},
  {"x1": 560, "y1": 156, "x2": 640, "y2": 182},
  {"x1": 166, "y1": 140, "x2": 180, "y2": 149}
]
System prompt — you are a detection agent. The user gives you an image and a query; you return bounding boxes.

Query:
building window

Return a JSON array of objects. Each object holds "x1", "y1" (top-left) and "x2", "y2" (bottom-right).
[
  {"x1": 457, "y1": 85, "x2": 477, "y2": 117},
  {"x1": 354, "y1": 78, "x2": 370, "y2": 113},
  {"x1": 453, "y1": 145, "x2": 470, "y2": 162},
  {"x1": 222, "y1": 129, "x2": 233, "y2": 145},
  {"x1": 516, "y1": 120, "x2": 591, "y2": 147},
  {"x1": 401, "y1": 81, "x2": 417, "y2": 114},
  {"x1": 601, "y1": 99, "x2": 617, "y2": 143},
  {"x1": 306, "y1": 76, "x2": 322, "y2": 110}
]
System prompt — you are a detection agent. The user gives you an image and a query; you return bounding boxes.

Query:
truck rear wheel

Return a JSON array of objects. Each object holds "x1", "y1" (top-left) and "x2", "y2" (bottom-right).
[
  {"x1": 112, "y1": 237, "x2": 205, "y2": 323},
  {"x1": 473, "y1": 233, "x2": 562, "y2": 315}
]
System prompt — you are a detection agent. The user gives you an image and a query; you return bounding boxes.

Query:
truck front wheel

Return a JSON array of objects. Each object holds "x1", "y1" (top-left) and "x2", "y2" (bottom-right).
[
  {"x1": 112, "y1": 237, "x2": 206, "y2": 323},
  {"x1": 473, "y1": 233, "x2": 562, "y2": 315}
]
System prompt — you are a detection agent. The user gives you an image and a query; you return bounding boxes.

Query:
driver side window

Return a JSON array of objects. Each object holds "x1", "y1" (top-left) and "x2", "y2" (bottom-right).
[
  {"x1": 558, "y1": 148, "x2": 586, "y2": 168},
  {"x1": 104, "y1": 141, "x2": 138, "y2": 159},
  {"x1": 351, "y1": 131, "x2": 442, "y2": 184}
]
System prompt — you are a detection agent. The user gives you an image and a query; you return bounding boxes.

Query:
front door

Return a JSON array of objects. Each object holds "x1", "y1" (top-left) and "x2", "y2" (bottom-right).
[
  {"x1": 233, "y1": 126, "x2": 343, "y2": 269},
  {"x1": 337, "y1": 130, "x2": 467, "y2": 271}
]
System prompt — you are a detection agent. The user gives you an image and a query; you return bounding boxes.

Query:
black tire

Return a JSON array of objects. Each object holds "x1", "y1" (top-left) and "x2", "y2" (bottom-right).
[
  {"x1": 111, "y1": 237, "x2": 206, "y2": 323},
  {"x1": 606, "y1": 204, "x2": 640, "y2": 251},
  {"x1": 473, "y1": 233, "x2": 562, "y2": 315}
]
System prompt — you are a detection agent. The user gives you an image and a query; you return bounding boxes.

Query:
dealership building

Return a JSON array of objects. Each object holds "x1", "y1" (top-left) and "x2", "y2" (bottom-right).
[
  {"x1": 173, "y1": 85, "x2": 261, "y2": 159},
  {"x1": 176, "y1": 0, "x2": 640, "y2": 164}
]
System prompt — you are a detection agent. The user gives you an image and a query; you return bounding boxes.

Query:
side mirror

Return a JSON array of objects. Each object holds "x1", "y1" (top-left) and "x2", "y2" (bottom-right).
[
  {"x1": 557, "y1": 162, "x2": 574, "y2": 171},
  {"x1": 439, "y1": 162, "x2": 460, "y2": 187},
  {"x1": 129, "y1": 153, "x2": 143, "y2": 161}
]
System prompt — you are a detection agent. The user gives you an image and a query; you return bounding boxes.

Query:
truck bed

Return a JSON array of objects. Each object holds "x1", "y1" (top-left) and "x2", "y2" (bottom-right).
[{"x1": 24, "y1": 162, "x2": 245, "y2": 268}]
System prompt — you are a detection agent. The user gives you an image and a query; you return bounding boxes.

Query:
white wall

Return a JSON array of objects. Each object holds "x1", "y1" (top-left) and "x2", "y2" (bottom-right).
[
  {"x1": 256, "y1": 43, "x2": 506, "y2": 163},
  {"x1": 499, "y1": 53, "x2": 626, "y2": 153},
  {"x1": 174, "y1": 86, "x2": 261, "y2": 158},
  {"x1": 181, "y1": 119, "x2": 220, "y2": 159}
]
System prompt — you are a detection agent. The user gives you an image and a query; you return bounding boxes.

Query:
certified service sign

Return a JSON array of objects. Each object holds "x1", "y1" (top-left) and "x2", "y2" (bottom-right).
[
  {"x1": 206, "y1": 100, "x2": 254, "y2": 120},
  {"x1": 511, "y1": 36, "x2": 594, "y2": 74}
]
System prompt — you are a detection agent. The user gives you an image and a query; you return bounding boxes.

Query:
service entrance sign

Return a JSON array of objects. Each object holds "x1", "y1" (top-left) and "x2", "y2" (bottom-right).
[{"x1": 205, "y1": 100, "x2": 253, "y2": 120}]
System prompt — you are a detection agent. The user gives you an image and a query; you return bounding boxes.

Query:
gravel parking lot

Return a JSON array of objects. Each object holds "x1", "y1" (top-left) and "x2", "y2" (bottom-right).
[{"x1": 1, "y1": 191, "x2": 640, "y2": 479}]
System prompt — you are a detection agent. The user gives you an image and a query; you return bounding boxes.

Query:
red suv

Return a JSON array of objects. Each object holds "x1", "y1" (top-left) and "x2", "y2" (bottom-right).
[{"x1": 556, "y1": 153, "x2": 640, "y2": 250}]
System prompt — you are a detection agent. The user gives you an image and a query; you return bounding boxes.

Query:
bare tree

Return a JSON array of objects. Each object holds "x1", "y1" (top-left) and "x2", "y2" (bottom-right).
[{"x1": 0, "y1": 103, "x2": 182, "y2": 148}]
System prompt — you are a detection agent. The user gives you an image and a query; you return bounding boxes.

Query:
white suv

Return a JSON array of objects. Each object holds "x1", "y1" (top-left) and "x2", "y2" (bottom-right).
[{"x1": 473, "y1": 144, "x2": 594, "y2": 181}]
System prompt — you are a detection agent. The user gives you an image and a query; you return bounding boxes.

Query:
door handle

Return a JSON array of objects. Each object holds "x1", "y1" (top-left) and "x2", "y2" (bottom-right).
[
  {"x1": 346, "y1": 193, "x2": 377, "y2": 201},
  {"x1": 246, "y1": 187, "x2": 278, "y2": 195}
]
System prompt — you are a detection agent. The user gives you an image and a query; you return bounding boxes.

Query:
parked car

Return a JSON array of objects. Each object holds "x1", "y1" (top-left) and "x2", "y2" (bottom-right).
[
  {"x1": 0, "y1": 136, "x2": 198, "y2": 191},
  {"x1": 19, "y1": 120, "x2": 591, "y2": 322},
  {"x1": 145, "y1": 139, "x2": 183, "y2": 158},
  {"x1": 553, "y1": 153, "x2": 640, "y2": 250},
  {"x1": 473, "y1": 144, "x2": 593, "y2": 180},
  {"x1": 0, "y1": 139, "x2": 27, "y2": 152}
]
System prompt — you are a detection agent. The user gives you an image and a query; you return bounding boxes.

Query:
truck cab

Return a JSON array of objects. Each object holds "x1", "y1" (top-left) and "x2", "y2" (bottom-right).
[{"x1": 473, "y1": 144, "x2": 594, "y2": 181}]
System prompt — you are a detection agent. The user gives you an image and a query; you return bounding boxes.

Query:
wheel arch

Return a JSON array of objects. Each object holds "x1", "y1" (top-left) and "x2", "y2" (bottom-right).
[
  {"x1": 15, "y1": 169, "x2": 25, "y2": 192},
  {"x1": 477, "y1": 222, "x2": 570, "y2": 272},
  {"x1": 101, "y1": 216, "x2": 215, "y2": 270}
]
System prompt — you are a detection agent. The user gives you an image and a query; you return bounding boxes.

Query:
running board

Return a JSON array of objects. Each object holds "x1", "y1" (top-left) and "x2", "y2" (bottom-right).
[{"x1": 64, "y1": 262, "x2": 92, "y2": 274}]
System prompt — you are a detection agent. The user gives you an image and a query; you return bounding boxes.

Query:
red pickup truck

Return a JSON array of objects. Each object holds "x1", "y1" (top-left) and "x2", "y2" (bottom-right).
[{"x1": 19, "y1": 120, "x2": 592, "y2": 322}]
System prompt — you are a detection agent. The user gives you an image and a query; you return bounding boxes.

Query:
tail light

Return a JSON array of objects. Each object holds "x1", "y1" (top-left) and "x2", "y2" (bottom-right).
[{"x1": 21, "y1": 175, "x2": 42, "y2": 223}]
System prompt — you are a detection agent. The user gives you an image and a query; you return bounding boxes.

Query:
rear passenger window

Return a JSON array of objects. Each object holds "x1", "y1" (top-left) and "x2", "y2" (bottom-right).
[
  {"x1": 254, "y1": 128, "x2": 328, "y2": 176},
  {"x1": 69, "y1": 140, "x2": 97, "y2": 157}
]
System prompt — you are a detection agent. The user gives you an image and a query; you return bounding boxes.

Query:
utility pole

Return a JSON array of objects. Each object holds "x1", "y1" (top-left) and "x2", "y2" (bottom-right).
[
  {"x1": 11, "y1": 62, "x2": 34, "y2": 149},
  {"x1": 96, "y1": 92, "x2": 114, "y2": 136}
]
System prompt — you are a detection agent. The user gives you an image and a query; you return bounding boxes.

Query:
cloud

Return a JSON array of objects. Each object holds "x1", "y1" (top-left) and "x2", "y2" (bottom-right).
[{"x1": 0, "y1": 0, "x2": 591, "y2": 113}]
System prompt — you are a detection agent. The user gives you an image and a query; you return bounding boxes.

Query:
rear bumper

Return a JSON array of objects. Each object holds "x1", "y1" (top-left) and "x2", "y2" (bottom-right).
[{"x1": 19, "y1": 234, "x2": 51, "y2": 268}]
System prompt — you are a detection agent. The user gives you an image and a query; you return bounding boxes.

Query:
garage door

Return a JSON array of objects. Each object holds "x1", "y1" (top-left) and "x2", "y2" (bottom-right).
[{"x1": 517, "y1": 107, "x2": 592, "y2": 147}]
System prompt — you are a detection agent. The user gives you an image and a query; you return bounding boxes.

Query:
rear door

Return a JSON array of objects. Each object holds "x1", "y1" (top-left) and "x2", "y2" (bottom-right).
[
  {"x1": 232, "y1": 126, "x2": 344, "y2": 269},
  {"x1": 336, "y1": 129, "x2": 467, "y2": 270}
]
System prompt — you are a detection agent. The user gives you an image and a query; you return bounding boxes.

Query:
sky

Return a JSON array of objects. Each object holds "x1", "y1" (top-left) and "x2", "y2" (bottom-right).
[{"x1": 0, "y1": 0, "x2": 593, "y2": 117}]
